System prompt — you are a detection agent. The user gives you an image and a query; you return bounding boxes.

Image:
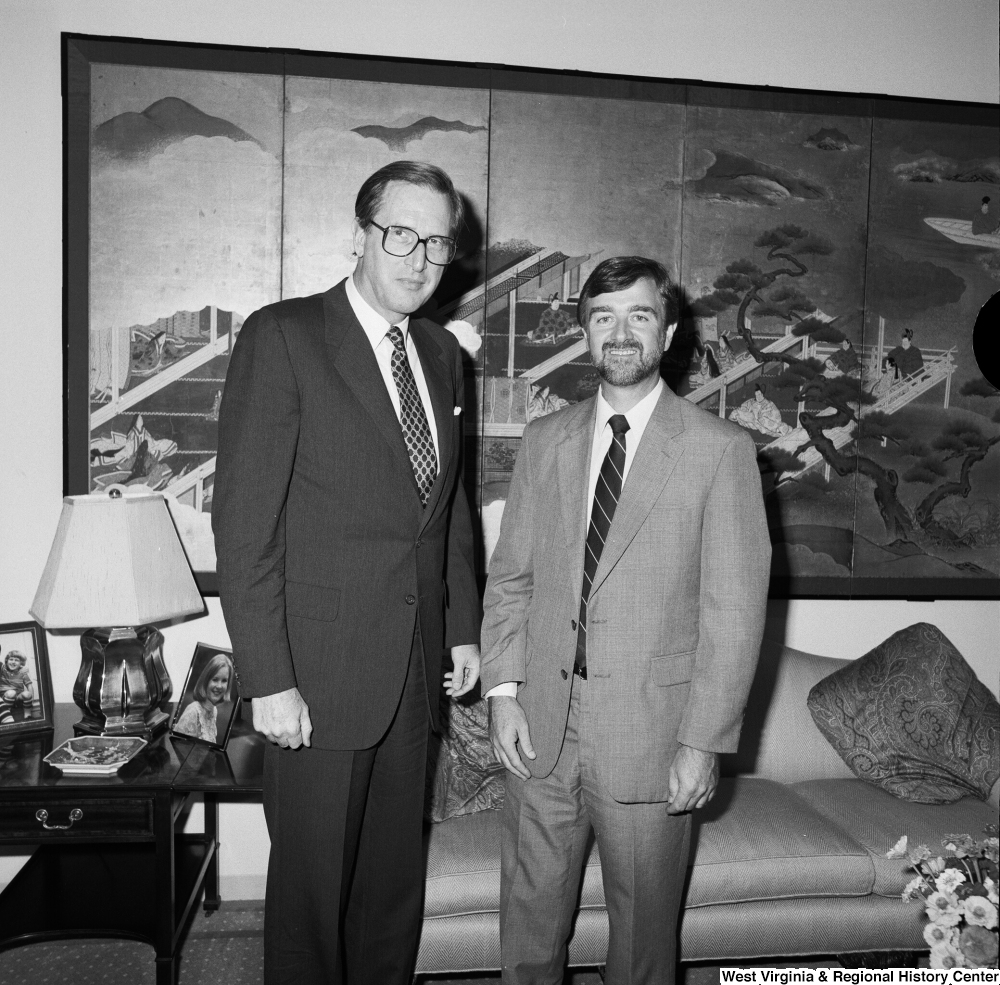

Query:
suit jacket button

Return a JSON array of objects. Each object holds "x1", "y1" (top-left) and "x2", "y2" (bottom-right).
[
  {"x1": 560, "y1": 669, "x2": 568, "y2": 680},
  {"x1": 570, "y1": 619, "x2": 577, "y2": 631},
  {"x1": 405, "y1": 594, "x2": 416, "y2": 605}
]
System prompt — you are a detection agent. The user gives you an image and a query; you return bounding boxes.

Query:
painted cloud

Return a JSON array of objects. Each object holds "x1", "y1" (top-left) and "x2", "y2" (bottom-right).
[{"x1": 352, "y1": 116, "x2": 488, "y2": 151}]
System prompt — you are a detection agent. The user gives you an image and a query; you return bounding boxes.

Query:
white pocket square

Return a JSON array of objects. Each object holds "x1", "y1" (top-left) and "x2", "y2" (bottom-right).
[{"x1": 453, "y1": 406, "x2": 462, "y2": 416}]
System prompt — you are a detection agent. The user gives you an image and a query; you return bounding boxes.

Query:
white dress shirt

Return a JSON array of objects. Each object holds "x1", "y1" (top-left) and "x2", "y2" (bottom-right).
[
  {"x1": 585, "y1": 378, "x2": 663, "y2": 524},
  {"x1": 485, "y1": 378, "x2": 665, "y2": 698},
  {"x1": 345, "y1": 273, "x2": 440, "y2": 473}
]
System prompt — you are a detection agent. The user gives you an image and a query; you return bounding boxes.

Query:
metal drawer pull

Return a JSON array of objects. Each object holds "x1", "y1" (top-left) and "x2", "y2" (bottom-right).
[{"x1": 35, "y1": 808, "x2": 84, "y2": 830}]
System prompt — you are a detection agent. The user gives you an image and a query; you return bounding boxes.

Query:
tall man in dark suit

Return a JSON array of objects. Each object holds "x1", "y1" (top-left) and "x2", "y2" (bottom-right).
[
  {"x1": 481, "y1": 257, "x2": 771, "y2": 984},
  {"x1": 214, "y1": 161, "x2": 482, "y2": 985}
]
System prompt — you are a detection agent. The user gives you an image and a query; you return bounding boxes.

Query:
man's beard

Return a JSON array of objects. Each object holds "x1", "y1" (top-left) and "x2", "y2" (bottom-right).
[{"x1": 595, "y1": 339, "x2": 662, "y2": 387}]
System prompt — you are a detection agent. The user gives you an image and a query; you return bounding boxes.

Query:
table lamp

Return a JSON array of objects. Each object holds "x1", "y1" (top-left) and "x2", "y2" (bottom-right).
[{"x1": 30, "y1": 486, "x2": 204, "y2": 738}]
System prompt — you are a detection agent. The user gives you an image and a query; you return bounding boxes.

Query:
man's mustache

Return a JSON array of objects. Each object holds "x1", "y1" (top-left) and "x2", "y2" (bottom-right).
[{"x1": 602, "y1": 339, "x2": 642, "y2": 353}]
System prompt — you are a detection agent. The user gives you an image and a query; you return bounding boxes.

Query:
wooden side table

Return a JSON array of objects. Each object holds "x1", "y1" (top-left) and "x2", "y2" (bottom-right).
[{"x1": 0, "y1": 705, "x2": 264, "y2": 984}]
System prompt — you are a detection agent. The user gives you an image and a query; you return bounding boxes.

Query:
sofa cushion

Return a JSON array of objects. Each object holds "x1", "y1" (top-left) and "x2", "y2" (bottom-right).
[
  {"x1": 678, "y1": 894, "x2": 930, "y2": 962},
  {"x1": 685, "y1": 778, "x2": 872, "y2": 906},
  {"x1": 792, "y1": 778, "x2": 997, "y2": 899},
  {"x1": 423, "y1": 778, "x2": 874, "y2": 920},
  {"x1": 806, "y1": 622, "x2": 1000, "y2": 804},
  {"x1": 424, "y1": 809, "x2": 506, "y2": 918},
  {"x1": 415, "y1": 893, "x2": 932, "y2": 972},
  {"x1": 423, "y1": 806, "x2": 605, "y2": 919}
]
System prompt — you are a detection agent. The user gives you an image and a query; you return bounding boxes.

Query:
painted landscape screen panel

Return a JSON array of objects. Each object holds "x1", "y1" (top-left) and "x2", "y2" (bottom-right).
[{"x1": 65, "y1": 37, "x2": 1000, "y2": 598}]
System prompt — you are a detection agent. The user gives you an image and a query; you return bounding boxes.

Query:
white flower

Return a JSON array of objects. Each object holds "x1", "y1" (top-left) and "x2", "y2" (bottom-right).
[
  {"x1": 962, "y1": 895, "x2": 999, "y2": 929},
  {"x1": 926, "y1": 891, "x2": 963, "y2": 926},
  {"x1": 887, "y1": 835, "x2": 908, "y2": 858},
  {"x1": 923, "y1": 922, "x2": 957, "y2": 947},
  {"x1": 985, "y1": 877, "x2": 998, "y2": 906},
  {"x1": 936, "y1": 869, "x2": 968, "y2": 894},
  {"x1": 929, "y1": 941, "x2": 965, "y2": 969},
  {"x1": 902, "y1": 876, "x2": 928, "y2": 901},
  {"x1": 444, "y1": 320, "x2": 482, "y2": 357}
]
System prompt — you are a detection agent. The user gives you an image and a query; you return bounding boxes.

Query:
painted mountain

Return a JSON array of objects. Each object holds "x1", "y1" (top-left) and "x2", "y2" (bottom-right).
[
  {"x1": 351, "y1": 116, "x2": 487, "y2": 150},
  {"x1": 93, "y1": 97, "x2": 261, "y2": 160},
  {"x1": 802, "y1": 127, "x2": 861, "y2": 151},
  {"x1": 692, "y1": 149, "x2": 827, "y2": 204},
  {"x1": 893, "y1": 155, "x2": 1000, "y2": 184}
]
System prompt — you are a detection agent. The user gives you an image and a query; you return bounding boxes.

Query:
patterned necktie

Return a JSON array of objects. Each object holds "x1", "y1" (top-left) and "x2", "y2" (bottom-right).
[
  {"x1": 576, "y1": 413, "x2": 630, "y2": 673},
  {"x1": 387, "y1": 326, "x2": 437, "y2": 507}
]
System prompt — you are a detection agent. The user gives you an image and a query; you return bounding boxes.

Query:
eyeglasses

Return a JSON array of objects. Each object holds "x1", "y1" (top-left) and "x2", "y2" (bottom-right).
[{"x1": 369, "y1": 222, "x2": 457, "y2": 266}]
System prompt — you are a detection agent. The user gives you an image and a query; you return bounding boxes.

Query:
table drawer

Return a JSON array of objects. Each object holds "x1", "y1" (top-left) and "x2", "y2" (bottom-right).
[{"x1": 0, "y1": 798, "x2": 154, "y2": 840}]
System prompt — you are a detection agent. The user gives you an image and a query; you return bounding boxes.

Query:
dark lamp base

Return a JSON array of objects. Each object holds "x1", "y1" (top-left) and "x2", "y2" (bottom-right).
[
  {"x1": 73, "y1": 626, "x2": 173, "y2": 739},
  {"x1": 72, "y1": 709, "x2": 170, "y2": 741}
]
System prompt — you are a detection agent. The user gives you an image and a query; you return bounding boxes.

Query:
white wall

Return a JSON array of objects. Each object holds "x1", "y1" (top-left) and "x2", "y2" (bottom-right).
[{"x1": 2, "y1": 0, "x2": 998, "y2": 898}]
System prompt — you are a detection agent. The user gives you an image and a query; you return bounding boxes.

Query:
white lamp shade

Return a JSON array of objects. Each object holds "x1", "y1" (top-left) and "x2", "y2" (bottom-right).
[{"x1": 30, "y1": 489, "x2": 204, "y2": 628}]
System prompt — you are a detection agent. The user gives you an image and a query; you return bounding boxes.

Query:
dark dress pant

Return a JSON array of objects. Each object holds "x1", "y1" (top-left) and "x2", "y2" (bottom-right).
[
  {"x1": 262, "y1": 634, "x2": 429, "y2": 985},
  {"x1": 500, "y1": 675, "x2": 692, "y2": 985}
]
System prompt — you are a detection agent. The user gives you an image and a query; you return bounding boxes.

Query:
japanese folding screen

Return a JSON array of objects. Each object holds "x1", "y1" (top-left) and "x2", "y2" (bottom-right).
[{"x1": 64, "y1": 36, "x2": 1000, "y2": 598}]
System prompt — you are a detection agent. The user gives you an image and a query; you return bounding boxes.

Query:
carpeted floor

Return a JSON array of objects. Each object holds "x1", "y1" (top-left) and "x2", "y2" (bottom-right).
[
  {"x1": 0, "y1": 900, "x2": 848, "y2": 984},
  {"x1": 0, "y1": 901, "x2": 266, "y2": 985},
  {"x1": 0, "y1": 900, "x2": 608, "y2": 985}
]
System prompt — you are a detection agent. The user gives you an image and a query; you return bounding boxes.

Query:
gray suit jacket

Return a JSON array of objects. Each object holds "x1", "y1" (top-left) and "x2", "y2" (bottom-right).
[{"x1": 480, "y1": 385, "x2": 770, "y2": 802}]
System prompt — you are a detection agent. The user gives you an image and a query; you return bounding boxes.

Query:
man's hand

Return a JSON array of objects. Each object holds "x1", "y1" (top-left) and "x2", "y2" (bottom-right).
[
  {"x1": 444, "y1": 644, "x2": 480, "y2": 697},
  {"x1": 489, "y1": 695, "x2": 536, "y2": 780},
  {"x1": 666, "y1": 744, "x2": 719, "y2": 814},
  {"x1": 251, "y1": 687, "x2": 313, "y2": 749}
]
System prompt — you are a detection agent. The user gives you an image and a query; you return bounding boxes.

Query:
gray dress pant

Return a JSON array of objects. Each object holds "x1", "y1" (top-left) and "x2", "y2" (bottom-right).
[{"x1": 500, "y1": 675, "x2": 692, "y2": 985}]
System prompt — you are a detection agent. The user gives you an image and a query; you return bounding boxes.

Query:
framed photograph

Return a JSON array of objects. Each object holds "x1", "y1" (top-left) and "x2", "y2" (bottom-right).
[
  {"x1": 170, "y1": 643, "x2": 240, "y2": 750},
  {"x1": 64, "y1": 34, "x2": 1000, "y2": 599},
  {"x1": 0, "y1": 621, "x2": 55, "y2": 737}
]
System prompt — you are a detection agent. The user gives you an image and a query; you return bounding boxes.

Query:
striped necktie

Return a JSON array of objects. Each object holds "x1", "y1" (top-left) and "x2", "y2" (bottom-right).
[
  {"x1": 387, "y1": 326, "x2": 437, "y2": 507},
  {"x1": 576, "y1": 413, "x2": 630, "y2": 674}
]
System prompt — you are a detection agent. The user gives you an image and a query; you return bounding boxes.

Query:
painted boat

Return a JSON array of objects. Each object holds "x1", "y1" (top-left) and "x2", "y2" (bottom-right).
[{"x1": 924, "y1": 217, "x2": 1000, "y2": 249}]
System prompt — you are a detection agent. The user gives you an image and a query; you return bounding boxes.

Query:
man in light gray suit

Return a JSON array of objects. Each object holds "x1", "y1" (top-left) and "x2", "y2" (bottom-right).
[{"x1": 481, "y1": 256, "x2": 771, "y2": 985}]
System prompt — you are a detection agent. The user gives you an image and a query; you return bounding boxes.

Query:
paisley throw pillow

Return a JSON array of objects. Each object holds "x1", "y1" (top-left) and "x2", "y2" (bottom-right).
[{"x1": 807, "y1": 623, "x2": 999, "y2": 804}]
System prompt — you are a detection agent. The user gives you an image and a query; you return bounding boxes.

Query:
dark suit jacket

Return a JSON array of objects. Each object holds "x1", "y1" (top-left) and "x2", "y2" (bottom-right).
[
  {"x1": 213, "y1": 280, "x2": 481, "y2": 749},
  {"x1": 481, "y1": 386, "x2": 771, "y2": 802}
]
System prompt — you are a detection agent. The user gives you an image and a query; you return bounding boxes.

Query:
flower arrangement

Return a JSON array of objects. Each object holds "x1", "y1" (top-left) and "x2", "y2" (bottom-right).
[{"x1": 887, "y1": 825, "x2": 998, "y2": 969}]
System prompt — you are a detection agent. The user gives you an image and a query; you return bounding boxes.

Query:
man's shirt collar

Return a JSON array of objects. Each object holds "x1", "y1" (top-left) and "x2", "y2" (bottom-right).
[
  {"x1": 346, "y1": 273, "x2": 410, "y2": 349},
  {"x1": 595, "y1": 377, "x2": 664, "y2": 435}
]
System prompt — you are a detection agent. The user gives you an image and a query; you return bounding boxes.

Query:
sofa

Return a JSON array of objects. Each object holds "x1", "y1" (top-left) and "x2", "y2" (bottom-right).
[{"x1": 415, "y1": 633, "x2": 999, "y2": 975}]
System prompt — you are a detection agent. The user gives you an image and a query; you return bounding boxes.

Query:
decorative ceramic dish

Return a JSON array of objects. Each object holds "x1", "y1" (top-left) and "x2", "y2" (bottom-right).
[{"x1": 43, "y1": 735, "x2": 148, "y2": 774}]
